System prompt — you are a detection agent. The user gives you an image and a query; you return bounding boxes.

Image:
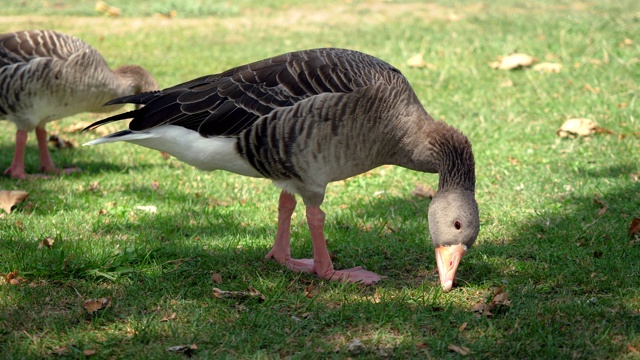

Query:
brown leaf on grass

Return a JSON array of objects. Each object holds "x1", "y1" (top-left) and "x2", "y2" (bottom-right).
[
  {"x1": 489, "y1": 53, "x2": 536, "y2": 70},
  {"x1": 629, "y1": 217, "x2": 640, "y2": 238},
  {"x1": 105, "y1": 5, "x2": 121, "y2": 16},
  {"x1": 557, "y1": 118, "x2": 598, "y2": 138},
  {"x1": 411, "y1": 183, "x2": 436, "y2": 199},
  {"x1": 597, "y1": 206, "x2": 608, "y2": 216},
  {"x1": 161, "y1": 312, "x2": 177, "y2": 322},
  {"x1": 458, "y1": 322, "x2": 468, "y2": 331},
  {"x1": 583, "y1": 84, "x2": 601, "y2": 94},
  {"x1": 152, "y1": 180, "x2": 160, "y2": 191},
  {"x1": 48, "y1": 135, "x2": 75, "y2": 149},
  {"x1": 407, "y1": 53, "x2": 427, "y2": 68},
  {"x1": 346, "y1": 338, "x2": 365, "y2": 355},
  {"x1": 213, "y1": 287, "x2": 265, "y2": 302},
  {"x1": 491, "y1": 290, "x2": 511, "y2": 308},
  {"x1": 499, "y1": 79, "x2": 514, "y2": 88},
  {"x1": 52, "y1": 346, "x2": 68, "y2": 355},
  {"x1": 593, "y1": 197, "x2": 609, "y2": 216},
  {"x1": 83, "y1": 349, "x2": 97, "y2": 357},
  {"x1": 38, "y1": 237, "x2": 55, "y2": 249},
  {"x1": 472, "y1": 286, "x2": 511, "y2": 317},
  {"x1": 95, "y1": 0, "x2": 109, "y2": 13},
  {"x1": 304, "y1": 283, "x2": 316, "y2": 298},
  {"x1": 0, "y1": 190, "x2": 29, "y2": 214},
  {"x1": 210, "y1": 272, "x2": 222, "y2": 284},
  {"x1": 448, "y1": 344, "x2": 471, "y2": 356},
  {"x1": 82, "y1": 297, "x2": 111, "y2": 313},
  {"x1": 508, "y1": 156, "x2": 520, "y2": 166},
  {"x1": 5, "y1": 270, "x2": 27, "y2": 285},
  {"x1": 87, "y1": 182, "x2": 100, "y2": 192},
  {"x1": 533, "y1": 62, "x2": 562, "y2": 73}
]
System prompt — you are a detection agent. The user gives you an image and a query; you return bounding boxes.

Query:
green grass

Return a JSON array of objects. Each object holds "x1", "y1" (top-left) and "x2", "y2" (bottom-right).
[{"x1": 1, "y1": 0, "x2": 640, "y2": 358}]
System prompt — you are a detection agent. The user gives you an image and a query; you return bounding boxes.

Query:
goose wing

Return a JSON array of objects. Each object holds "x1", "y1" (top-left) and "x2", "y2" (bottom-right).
[
  {"x1": 0, "y1": 30, "x2": 87, "y2": 67},
  {"x1": 85, "y1": 48, "x2": 404, "y2": 137}
]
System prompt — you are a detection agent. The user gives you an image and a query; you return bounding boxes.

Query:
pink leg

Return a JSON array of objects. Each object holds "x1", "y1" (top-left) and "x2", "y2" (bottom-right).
[
  {"x1": 35, "y1": 126, "x2": 56, "y2": 173},
  {"x1": 4, "y1": 129, "x2": 28, "y2": 179},
  {"x1": 265, "y1": 191, "x2": 315, "y2": 272},
  {"x1": 35, "y1": 126, "x2": 79, "y2": 176},
  {"x1": 306, "y1": 206, "x2": 382, "y2": 285}
]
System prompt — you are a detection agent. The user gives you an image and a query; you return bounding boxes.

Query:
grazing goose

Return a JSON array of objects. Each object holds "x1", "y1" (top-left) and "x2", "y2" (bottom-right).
[
  {"x1": 0, "y1": 29, "x2": 158, "y2": 179},
  {"x1": 84, "y1": 48, "x2": 479, "y2": 291}
]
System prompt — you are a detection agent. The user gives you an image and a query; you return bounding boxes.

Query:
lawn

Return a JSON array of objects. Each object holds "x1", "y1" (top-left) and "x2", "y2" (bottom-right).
[{"x1": 1, "y1": 0, "x2": 639, "y2": 358}]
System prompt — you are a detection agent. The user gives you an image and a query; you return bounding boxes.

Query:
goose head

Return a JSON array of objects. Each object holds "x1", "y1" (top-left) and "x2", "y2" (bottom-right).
[{"x1": 428, "y1": 189, "x2": 479, "y2": 292}]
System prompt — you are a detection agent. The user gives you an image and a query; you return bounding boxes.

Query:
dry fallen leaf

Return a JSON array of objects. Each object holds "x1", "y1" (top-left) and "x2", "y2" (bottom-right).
[
  {"x1": 489, "y1": 53, "x2": 536, "y2": 70},
  {"x1": 448, "y1": 344, "x2": 471, "y2": 356},
  {"x1": 83, "y1": 349, "x2": 97, "y2": 357},
  {"x1": 87, "y1": 182, "x2": 100, "y2": 192},
  {"x1": 407, "y1": 53, "x2": 427, "y2": 68},
  {"x1": 458, "y1": 322, "x2": 468, "y2": 332},
  {"x1": 629, "y1": 217, "x2": 640, "y2": 239},
  {"x1": 557, "y1": 118, "x2": 597, "y2": 138},
  {"x1": 411, "y1": 183, "x2": 436, "y2": 199},
  {"x1": 82, "y1": 297, "x2": 111, "y2": 313},
  {"x1": 5, "y1": 270, "x2": 26, "y2": 285},
  {"x1": 38, "y1": 237, "x2": 55, "y2": 249},
  {"x1": 210, "y1": 272, "x2": 222, "y2": 284},
  {"x1": 161, "y1": 312, "x2": 177, "y2": 322},
  {"x1": 52, "y1": 346, "x2": 68, "y2": 355},
  {"x1": 0, "y1": 190, "x2": 29, "y2": 214},
  {"x1": 48, "y1": 135, "x2": 75, "y2": 149},
  {"x1": 499, "y1": 79, "x2": 514, "y2": 88},
  {"x1": 593, "y1": 197, "x2": 609, "y2": 216},
  {"x1": 533, "y1": 62, "x2": 562, "y2": 73},
  {"x1": 106, "y1": 6, "x2": 121, "y2": 16},
  {"x1": 304, "y1": 283, "x2": 316, "y2": 298},
  {"x1": 346, "y1": 338, "x2": 365, "y2": 355},
  {"x1": 472, "y1": 286, "x2": 511, "y2": 317},
  {"x1": 95, "y1": 0, "x2": 109, "y2": 13},
  {"x1": 213, "y1": 287, "x2": 266, "y2": 302}
]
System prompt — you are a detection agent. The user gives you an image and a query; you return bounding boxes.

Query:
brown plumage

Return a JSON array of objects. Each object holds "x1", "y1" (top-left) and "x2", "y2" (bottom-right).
[
  {"x1": 0, "y1": 29, "x2": 157, "y2": 178},
  {"x1": 85, "y1": 48, "x2": 479, "y2": 291}
]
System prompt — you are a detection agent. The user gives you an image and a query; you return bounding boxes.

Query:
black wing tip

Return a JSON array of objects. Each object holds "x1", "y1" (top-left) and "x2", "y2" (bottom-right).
[
  {"x1": 82, "y1": 110, "x2": 138, "y2": 132},
  {"x1": 103, "y1": 90, "x2": 162, "y2": 106}
]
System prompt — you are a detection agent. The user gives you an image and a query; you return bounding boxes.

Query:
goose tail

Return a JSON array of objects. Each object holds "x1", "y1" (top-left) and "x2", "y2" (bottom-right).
[{"x1": 83, "y1": 130, "x2": 155, "y2": 146}]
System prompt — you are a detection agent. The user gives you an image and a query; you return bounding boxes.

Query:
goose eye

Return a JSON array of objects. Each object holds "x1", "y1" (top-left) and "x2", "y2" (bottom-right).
[{"x1": 454, "y1": 221, "x2": 462, "y2": 230}]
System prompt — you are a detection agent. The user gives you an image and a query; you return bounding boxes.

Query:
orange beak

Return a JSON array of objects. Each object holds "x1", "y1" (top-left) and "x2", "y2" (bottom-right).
[{"x1": 435, "y1": 244, "x2": 467, "y2": 292}]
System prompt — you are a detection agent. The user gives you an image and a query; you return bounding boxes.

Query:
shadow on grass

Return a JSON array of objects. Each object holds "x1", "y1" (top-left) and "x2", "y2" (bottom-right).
[{"x1": 1, "y1": 164, "x2": 639, "y2": 357}]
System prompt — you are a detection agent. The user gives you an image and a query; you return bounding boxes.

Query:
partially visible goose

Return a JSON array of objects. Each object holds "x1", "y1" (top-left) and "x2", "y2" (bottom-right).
[
  {"x1": 0, "y1": 29, "x2": 158, "y2": 179},
  {"x1": 84, "y1": 48, "x2": 479, "y2": 291}
]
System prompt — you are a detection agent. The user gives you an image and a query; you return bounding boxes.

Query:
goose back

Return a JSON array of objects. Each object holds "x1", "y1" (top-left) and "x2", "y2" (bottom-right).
[{"x1": 0, "y1": 30, "x2": 156, "y2": 130}]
